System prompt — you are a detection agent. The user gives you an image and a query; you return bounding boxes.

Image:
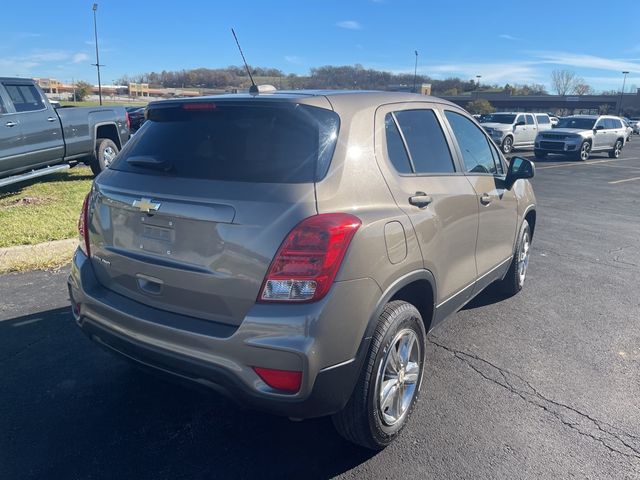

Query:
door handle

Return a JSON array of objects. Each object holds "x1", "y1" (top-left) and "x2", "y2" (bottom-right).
[
  {"x1": 480, "y1": 194, "x2": 492, "y2": 205},
  {"x1": 409, "y1": 192, "x2": 433, "y2": 208},
  {"x1": 5, "y1": 121, "x2": 17, "y2": 127},
  {"x1": 47, "y1": 117, "x2": 57, "y2": 122}
]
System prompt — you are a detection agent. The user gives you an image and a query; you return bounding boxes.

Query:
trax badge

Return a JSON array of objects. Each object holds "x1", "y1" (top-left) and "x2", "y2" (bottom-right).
[{"x1": 132, "y1": 198, "x2": 160, "y2": 212}]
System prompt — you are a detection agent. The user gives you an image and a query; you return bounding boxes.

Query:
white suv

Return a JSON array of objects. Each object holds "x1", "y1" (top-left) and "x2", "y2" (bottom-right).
[{"x1": 481, "y1": 112, "x2": 552, "y2": 154}]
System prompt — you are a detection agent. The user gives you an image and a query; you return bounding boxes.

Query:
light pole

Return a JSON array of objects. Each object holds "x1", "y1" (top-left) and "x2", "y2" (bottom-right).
[
  {"x1": 92, "y1": 3, "x2": 103, "y2": 105},
  {"x1": 618, "y1": 71, "x2": 629, "y2": 116},
  {"x1": 476, "y1": 75, "x2": 482, "y2": 90},
  {"x1": 413, "y1": 50, "x2": 418, "y2": 93}
]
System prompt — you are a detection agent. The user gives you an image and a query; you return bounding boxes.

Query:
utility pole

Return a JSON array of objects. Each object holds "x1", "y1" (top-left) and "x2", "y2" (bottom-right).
[
  {"x1": 413, "y1": 50, "x2": 419, "y2": 93},
  {"x1": 618, "y1": 71, "x2": 629, "y2": 116},
  {"x1": 92, "y1": 3, "x2": 104, "y2": 105}
]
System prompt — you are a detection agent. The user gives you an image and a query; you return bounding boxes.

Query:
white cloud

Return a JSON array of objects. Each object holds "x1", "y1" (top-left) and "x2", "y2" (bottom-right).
[
  {"x1": 284, "y1": 55, "x2": 303, "y2": 64},
  {"x1": 336, "y1": 20, "x2": 362, "y2": 30},
  {"x1": 72, "y1": 53, "x2": 90, "y2": 64},
  {"x1": 499, "y1": 34, "x2": 521, "y2": 41},
  {"x1": 531, "y1": 51, "x2": 640, "y2": 74},
  {"x1": 420, "y1": 62, "x2": 542, "y2": 84}
]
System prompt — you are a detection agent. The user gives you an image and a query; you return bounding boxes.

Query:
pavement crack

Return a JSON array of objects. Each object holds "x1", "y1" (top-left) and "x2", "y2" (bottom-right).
[
  {"x1": 430, "y1": 338, "x2": 640, "y2": 460},
  {"x1": 540, "y1": 248, "x2": 639, "y2": 271}
]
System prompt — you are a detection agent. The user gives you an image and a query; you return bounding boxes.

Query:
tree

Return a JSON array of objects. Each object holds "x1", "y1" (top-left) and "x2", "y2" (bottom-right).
[
  {"x1": 598, "y1": 104, "x2": 611, "y2": 114},
  {"x1": 574, "y1": 83, "x2": 593, "y2": 95},
  {"x1": 71, "y1": 81, "x2": 93, "y2": 102},
  {"x1": 466, "y1": 99, "x2": 495, "y2": 115},
  {"x1": 550, "y1": 69, "x2": 578, "y2": 95}
]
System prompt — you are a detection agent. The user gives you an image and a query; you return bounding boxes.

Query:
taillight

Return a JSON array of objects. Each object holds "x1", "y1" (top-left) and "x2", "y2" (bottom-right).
[
  {"x1": 253, "y1": 367, "x2": 302, "y2": 393},
  {"x1": 258, "y1": 213, "x2": 361, "y2": 303},
  {"x1": 125, "y1": 111, "x2": 131, "y2": 131},
  {"x1": 78, "y1": 192, "x2": 91, "y2": 257}
]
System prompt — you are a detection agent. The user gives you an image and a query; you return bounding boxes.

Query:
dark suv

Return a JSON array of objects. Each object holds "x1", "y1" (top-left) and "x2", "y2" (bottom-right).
[{"x1": 68, "y1": 91, "x2": 536, "y2": 449}]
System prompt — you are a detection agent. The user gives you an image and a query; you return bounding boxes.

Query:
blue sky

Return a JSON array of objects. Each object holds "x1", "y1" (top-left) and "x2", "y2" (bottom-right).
[{"x1": 1, "y1": 0, "x2": 640, "y2": 92}]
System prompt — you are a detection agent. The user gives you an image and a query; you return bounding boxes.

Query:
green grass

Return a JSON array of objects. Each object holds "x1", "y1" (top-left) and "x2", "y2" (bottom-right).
[{"x1": 0, "y1": 167, "x2": 93, "y2": 248}]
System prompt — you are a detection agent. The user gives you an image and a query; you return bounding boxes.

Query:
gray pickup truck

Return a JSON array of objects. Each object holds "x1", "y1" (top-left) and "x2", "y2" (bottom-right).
[{"x1": 0, "y1": 78, "x2": 130, "y2": 187}]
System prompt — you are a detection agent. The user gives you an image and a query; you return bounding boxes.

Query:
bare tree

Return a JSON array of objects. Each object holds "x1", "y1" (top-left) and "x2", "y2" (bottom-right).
[
  {"x1": 551, "y1": 69, "x2": 578, "y2": 95},
  {"x1": 574, "y1": 82, "x2": 593, "y2": 95}
]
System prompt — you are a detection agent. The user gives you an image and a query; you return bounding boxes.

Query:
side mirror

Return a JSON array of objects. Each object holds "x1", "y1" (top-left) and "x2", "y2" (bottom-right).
[
  {"x1": 515, "y1": 120, "x2": 526, "y2": 127},
  {"x1": 505, "y1": 156, "x2": 534, "y2": 190},
  {"x1": 595, "y1": 125, "x2": 605, "y2": 131}
]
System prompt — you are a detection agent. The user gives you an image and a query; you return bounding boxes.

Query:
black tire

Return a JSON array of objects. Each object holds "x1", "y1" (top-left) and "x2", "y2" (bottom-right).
[
  {"x1": 608, "y1": 140, "x2": 623, "y2": 158},
  {"x1": 332, "y1": 301, "x2": 426, "y2": 450},
  {"x1": 575, "y1": 141, "x2": 591, "y2": 161},
  {"x1": 90, "y1": 138, "x2": 119, "y2": 176},
  {"x1": 534, "y1": 150, "x2": 547, "y2": 159},
  {"x1": 501, "y1": 136, "x2": 514, "y2": 154},
  {"x1": 498, "y1": 219, "x2": 531, "y2": 297}
]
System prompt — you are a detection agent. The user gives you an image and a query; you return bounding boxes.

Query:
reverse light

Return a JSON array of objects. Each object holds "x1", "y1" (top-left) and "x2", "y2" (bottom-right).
[
  {"x1": 253, "y1": 367, "x2": 302, "y2": 393},
  {"x1": 78, "y1": 192, "x2": 91, "y2": 257},
  {"x1": 259, "y1": 213, "x2": 361, "y2": 303}
]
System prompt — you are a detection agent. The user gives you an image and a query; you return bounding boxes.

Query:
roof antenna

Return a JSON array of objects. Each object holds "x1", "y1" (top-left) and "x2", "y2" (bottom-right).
[{"x1": 231, "y1": 28, "x2": 258, "y2": 94}]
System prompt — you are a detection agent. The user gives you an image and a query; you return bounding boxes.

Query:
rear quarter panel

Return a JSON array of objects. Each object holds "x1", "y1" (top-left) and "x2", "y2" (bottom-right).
[{"x1": 57, "y1": 106, "x2": 129, "y2": 157}]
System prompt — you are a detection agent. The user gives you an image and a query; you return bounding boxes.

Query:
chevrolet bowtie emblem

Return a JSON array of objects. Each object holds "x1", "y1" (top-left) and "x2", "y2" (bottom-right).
[{"x1": 132, "y1": 198, "x2": 161, "y2": 212}]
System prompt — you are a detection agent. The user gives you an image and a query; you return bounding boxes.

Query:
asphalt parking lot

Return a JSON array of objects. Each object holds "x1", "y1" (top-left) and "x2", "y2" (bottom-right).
[{"x1": 1, "y1": 141, "x2": 639, "y2": 479}]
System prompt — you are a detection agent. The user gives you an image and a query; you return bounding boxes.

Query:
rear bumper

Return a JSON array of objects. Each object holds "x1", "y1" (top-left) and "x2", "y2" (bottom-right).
[{"x1": 68, "y1": 249, "x2": 381, "y2": 418}]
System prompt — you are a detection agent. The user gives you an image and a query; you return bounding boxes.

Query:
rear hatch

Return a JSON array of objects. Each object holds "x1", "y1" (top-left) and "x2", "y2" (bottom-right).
[{"x1": 88, "y1": 98, "x2": 339, "y2": 327}]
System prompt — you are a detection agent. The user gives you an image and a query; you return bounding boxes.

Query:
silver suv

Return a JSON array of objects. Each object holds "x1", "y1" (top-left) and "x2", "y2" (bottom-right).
[
  {"x1": 481, "y1": 112, "x2": 552, "y2": 154},
  {"x1": 68, "y1": 91, "x2": 536, "y2": 449},
  {"x1": 535, "y1": 115, "x2": 627, "y2": 160}
]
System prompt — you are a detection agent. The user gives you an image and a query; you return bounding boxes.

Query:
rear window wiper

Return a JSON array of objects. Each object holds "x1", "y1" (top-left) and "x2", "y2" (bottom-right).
[{"x1": 125, "y1": 156, "x2": 173, "y2": 172}]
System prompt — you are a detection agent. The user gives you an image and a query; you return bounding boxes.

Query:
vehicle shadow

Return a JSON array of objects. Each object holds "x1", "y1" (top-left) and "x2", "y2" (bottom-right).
[
  {"x1": 0, "y1": 308, "x2": 375, "y2": 480},
  {"x1": 461, "y1": 283, "x2": 508, "y2": 310},
  {"x1": 0, "y1": 165, "x2": 92, "y2": 195}
]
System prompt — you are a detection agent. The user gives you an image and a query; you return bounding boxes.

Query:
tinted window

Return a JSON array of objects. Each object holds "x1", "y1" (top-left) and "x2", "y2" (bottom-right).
[
  {"x1": 111, "y1": 103, "x2": 339, "y2": 183},
  {"x1": 384, "y1": 114, "x2": 412, "y2": 174},
  {"x1": 515, "y1": 115, "x2": 525, "y2": 125},
  {"x1": 393, "y1": 109, "x2": 455, "y2": 174},
  {"x1": 557, "y1": 117, "x2": 596, "y2": 129},
  {"x1": 536, "y1": 115, "x2": 550, "y2": 124},
  {"x1": 445, "y1": 110, "x2": 500, "y2": 174},
  {"x1": 3, "y1": 84, "x2": 45, "y2": 112},
  {"x1": 0, "y1": 95, "x2": 6, "y2": 114},
  {"x1": 482, "y1": 113, "x2": 516, "y2": 124},
  {"x1": 525, "y1": 114, "x2": 535, "y2": 125}
]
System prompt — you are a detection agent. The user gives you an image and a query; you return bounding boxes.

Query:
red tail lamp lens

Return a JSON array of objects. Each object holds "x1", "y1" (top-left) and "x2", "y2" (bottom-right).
[{"x1": 253, "y1": 367, "x2": 302, "y2": 393}]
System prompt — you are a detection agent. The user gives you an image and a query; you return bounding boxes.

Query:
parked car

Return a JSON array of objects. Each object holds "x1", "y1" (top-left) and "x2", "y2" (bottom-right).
[
  {"x1": 549, "y1": 116, "x2": 560, "y2": 126},
  {"x1": 126, "y1": 106, "x2": 146, "y2": 132},
  {"x1": 621, "y1": 117, "x2": 634, "y2": 141},
  {"x1": 480, "y1": 112, "x2": 553, "y2": 154},
  {"x1": 629, "y1": 118, "x2": 640, "y2": 134},
  {"x1": 534, "y1": 115, "x2": 627, "y2": 160},
  {"x1": 68, "y1": 91, "x2": 537, "y2": 450},
  {"x1": 0, "y1": 78, "x2": 130, "y2": 187}
]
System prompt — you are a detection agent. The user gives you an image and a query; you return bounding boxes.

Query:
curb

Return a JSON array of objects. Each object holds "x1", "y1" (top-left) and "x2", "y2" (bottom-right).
[{"x1": 0, "y1": 238, "x2": 78, "y2": 274}]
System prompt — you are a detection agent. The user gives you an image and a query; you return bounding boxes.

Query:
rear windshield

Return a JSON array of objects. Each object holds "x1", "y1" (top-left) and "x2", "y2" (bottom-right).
[{"x1": 111, "y1": 102, "x2": 340, "y2": 183}]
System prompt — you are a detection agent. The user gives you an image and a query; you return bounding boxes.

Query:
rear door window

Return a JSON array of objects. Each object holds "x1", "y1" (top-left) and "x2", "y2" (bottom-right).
[
  {"x1": 111, "y1": 102, "x2": 340, "y2": 183},
  {"x1": 536, "y1": 115, "x2": 550, "y2": 125},
  {"x1": 2, "y1": 84, "x2": 45, "y2": 112},
  {"x1": 392, "y1": 109, "x2": 456, "y2": 174},
  {"x1": 525, "y1": 114, "x2": 535, "y2": 125}
]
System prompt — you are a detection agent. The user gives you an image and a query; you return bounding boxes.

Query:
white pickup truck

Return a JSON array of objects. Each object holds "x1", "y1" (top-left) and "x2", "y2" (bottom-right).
[{"x1": 481, "y1": 112, "x2": 553, "y2": 154}]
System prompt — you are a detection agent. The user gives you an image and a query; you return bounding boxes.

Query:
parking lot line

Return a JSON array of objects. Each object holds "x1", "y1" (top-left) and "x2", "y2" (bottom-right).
[
  {"x1": 608, "y1": 176, "x2": 640, "y2": 184},
  {"x1": 536, "y1": 157, "x2": 639, "y2": 170}
]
